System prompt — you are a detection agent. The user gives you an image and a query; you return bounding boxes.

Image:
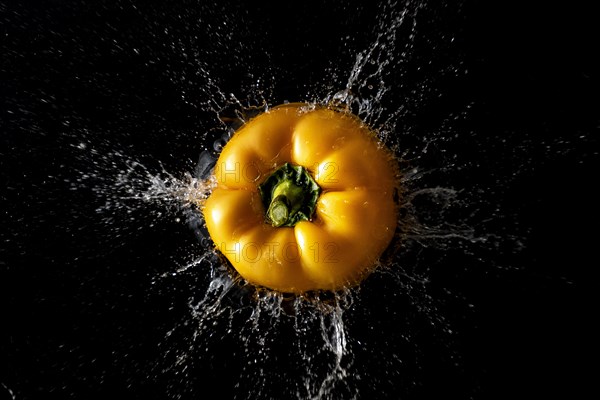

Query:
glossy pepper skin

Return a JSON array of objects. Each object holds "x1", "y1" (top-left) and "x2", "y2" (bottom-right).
[{"x1": 202, "y1": 103, "x2": 398, "y2": 293}]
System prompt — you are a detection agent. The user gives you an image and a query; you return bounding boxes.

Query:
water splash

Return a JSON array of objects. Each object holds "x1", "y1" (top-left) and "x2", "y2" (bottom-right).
[
  {"x1": 58, "y1": 1, "x2": 509, "y2": 399},
  {"x1": 0, "y1": 383, "x2": 16, "y2": 400},
  {"x1": 326, "y1": 1, "x2": 418, "y2": 122}
]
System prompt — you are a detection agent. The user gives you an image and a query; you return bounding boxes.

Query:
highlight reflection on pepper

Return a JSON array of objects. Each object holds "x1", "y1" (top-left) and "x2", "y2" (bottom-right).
[{"x1": 202, "y1": 103, "x2": 399, "y2": 293}]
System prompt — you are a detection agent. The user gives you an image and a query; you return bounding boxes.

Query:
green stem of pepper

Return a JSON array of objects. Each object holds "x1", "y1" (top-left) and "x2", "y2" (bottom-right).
[
  {"x1": 267, "y1": 195, "x2": 290, "y2": 227},
  {"x1": 258, "y1": 163, "x2": 321, "y2": 227}
]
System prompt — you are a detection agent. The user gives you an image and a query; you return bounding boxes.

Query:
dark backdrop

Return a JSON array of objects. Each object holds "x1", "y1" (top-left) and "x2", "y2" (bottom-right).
[{"x1": 1, "y1": 1, "x2": 597, "y2": 399}]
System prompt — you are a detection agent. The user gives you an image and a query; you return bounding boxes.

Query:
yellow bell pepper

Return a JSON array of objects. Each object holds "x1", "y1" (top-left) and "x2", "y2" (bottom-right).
[{"x1": 201, "y1": 103, "x2": 398, "y2": 293}]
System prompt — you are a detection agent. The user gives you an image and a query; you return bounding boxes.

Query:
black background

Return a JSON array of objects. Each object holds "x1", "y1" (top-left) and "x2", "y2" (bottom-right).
[{"x1": 1, "y1": 0, "x2": 598, "y2": 399}]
